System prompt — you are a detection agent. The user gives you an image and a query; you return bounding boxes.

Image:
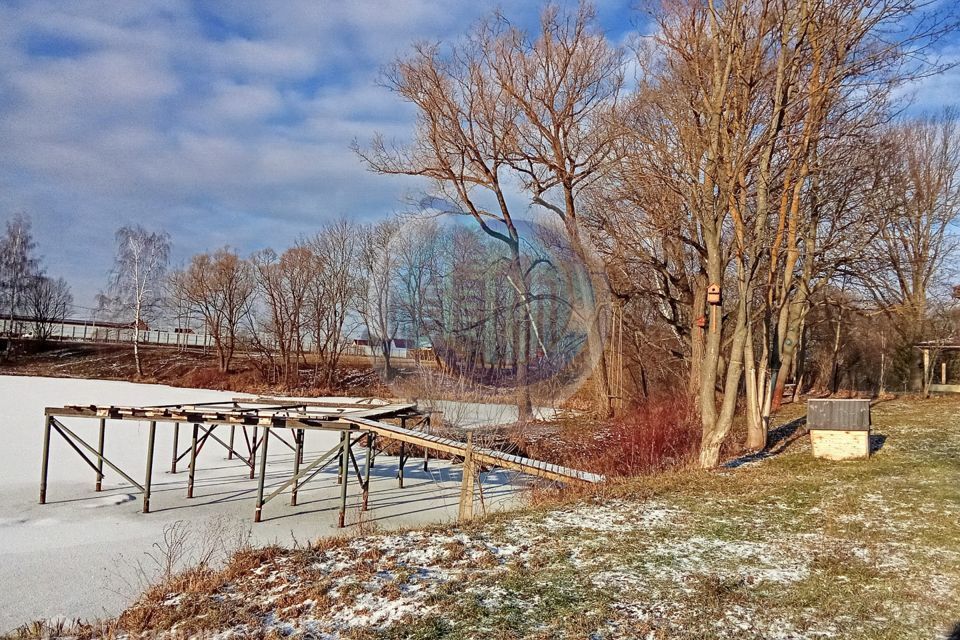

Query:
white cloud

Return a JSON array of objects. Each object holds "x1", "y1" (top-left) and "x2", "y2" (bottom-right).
[{"x1": 0, "y1": 0, "x2": 656, "y2": 304}]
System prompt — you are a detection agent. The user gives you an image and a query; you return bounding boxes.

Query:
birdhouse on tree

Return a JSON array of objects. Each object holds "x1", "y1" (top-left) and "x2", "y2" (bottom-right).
[{"x1": 707, "y1": 284, "x2": 722, "y2": 306}]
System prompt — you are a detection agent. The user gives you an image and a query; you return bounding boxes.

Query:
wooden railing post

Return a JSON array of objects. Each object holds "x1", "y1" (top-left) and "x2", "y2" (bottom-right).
[{"x1": 458, "y1": 430, "x2": 475, "y2": 522}]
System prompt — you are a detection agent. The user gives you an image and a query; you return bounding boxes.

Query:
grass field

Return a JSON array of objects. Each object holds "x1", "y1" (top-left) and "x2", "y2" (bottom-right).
[{"x1": 10, "y1": 395, "x2": 960, "y2": 639}]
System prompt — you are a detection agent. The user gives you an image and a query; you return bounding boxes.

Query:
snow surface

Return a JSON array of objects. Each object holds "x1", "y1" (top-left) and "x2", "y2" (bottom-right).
[{"x1": 0, "y1": 375, "x2": 524, "y2": 631}]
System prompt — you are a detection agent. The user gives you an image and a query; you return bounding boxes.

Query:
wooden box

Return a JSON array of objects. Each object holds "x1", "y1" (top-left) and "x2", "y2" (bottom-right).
[{"x1": 808, "y1": 399, "x2": 871, "y2": 461}]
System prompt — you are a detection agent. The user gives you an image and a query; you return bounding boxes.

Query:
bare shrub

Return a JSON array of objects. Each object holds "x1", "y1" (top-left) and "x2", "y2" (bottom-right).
[{"x1": 523, "y1": 395, "x2": 700, "y2": 477}]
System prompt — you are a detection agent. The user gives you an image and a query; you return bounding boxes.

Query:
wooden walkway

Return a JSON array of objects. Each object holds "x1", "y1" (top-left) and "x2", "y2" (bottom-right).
[
  {"x1": 342, "y1": 416, "x2": 604, "y2": 485},
  {"x1": 39, "y1": 397, "x2": 603, "y2": 527}
]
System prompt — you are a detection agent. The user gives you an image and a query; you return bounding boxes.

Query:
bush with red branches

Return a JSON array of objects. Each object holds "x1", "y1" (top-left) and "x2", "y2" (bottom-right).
[{"x1": 524, "y1": 395, "x2": 701, "y2": 477}]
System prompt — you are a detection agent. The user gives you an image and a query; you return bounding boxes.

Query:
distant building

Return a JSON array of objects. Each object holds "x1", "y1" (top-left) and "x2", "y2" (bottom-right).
[{"x1": 351, "y1": 337, "x2": 412, "y2": 358}]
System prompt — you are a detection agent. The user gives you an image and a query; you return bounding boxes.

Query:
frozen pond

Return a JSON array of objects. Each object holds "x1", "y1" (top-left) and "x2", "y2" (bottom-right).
[{"x1": 0, "y1": 375, "x2": 527, "y2": 631}]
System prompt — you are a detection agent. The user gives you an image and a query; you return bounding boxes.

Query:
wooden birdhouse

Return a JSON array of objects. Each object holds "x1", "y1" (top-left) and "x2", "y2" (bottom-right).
[{"x1": 707, "y1": 284, "x2": 722, "y2": 306}]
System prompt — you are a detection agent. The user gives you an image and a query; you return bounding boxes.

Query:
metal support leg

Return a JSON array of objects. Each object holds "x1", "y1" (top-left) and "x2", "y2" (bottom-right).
[
  {"x1": 254, "y1": 427, "x2": 270, "y2": 523},
  {"x1": 337, "y1": 432, "x2": 349, "y2": 528},
  {"x1": 170, "y1": 422, "x2": 179, "y2": 473},
  {"x1": 143, "y1": 421, "x2": 157, "y2": 513},
  {"x1": 398, "y1": 441, "x2": 406, "y2": 489},
  {"x1": 40, "y1": 416, "x2": 52, "y2": 504},
  {"x1": 362, "y1": 433, "x2": 374, "y2": 511},
  {"x1": 228, "y1": 425, "x2": 235, "y2": 460},
  {"x1": 299, "y1": 429, "x2": 305, "y2": 464},
  {"x1": 187, "y1": 423, "x2": 199, "y2": 498},
  {"x1": 95, "y1": 417, "x2": 105, "y2": 491},
  {"x1": 337, "y1": 431, "x2": 345, "y2": 485},
  {"x1": 291, "y1": 429, "x2": 302, "y2": 506},
  {"x1": 249, "y1": 426, "x2": 258, "y2": 479}
]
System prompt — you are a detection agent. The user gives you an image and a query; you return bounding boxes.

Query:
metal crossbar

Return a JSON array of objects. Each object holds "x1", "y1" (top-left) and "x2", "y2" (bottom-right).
[{"x1": 49, "y1": 418, "x2": 145, "y2": 492}]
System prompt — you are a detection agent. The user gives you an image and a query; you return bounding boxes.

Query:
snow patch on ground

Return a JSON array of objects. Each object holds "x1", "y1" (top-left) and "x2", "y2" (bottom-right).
[{"x1": 537, "y1": 501, "x2": 679, "y2": 533}]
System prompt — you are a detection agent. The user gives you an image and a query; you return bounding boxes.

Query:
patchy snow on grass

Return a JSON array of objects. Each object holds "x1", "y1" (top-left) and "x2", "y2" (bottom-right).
[
  {"x1": 646, "y1": 535, "x2": 811, "y2": 585},
  {"x1": 536, "y1": 500, "x2": 679, "y2": 533}
]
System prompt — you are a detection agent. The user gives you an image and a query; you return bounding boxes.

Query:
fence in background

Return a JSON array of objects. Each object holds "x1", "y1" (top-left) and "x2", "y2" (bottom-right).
[{"x1": 0, "y1": 318, "x2": 214, "y2": 349}]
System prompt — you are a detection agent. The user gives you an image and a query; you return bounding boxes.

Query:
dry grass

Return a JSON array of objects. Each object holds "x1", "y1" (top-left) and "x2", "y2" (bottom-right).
[{"x1": 0, "y1": 341, "x2": 391, "y2": 397}]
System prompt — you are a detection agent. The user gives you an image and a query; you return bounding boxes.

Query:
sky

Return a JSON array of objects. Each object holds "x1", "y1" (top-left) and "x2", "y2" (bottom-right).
[
  {"x1": 0, "y1": 0, "x2": 635, "y2": 310},
  {"x1": 0, "y1": 0, "x2": 957, "y2": 311}
]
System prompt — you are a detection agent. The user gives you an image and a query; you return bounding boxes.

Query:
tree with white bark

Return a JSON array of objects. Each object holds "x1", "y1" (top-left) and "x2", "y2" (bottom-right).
[
  {"x1": 0, "y1": 213, "x2": 40, "y2": 343},
  {"x1": 100, "y1": 225, "x2": 171, "y2": 377}
]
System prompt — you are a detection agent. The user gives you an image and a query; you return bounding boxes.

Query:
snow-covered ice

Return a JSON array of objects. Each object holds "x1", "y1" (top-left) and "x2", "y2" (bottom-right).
[{"x1": 0, "y1": 375, "x2": 524, "y2": 631}]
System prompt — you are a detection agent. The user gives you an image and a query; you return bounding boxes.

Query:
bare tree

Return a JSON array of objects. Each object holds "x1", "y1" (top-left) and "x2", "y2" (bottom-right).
[
  {"x1": 100, "y1": 225, "x2": 171, "y2": 377},
  {"x1": 490, "y1": 3, "x2": 624, "y2": 415},
  {"x1": 25, "y1": 275, "x2": 73, "y2": 342},
  {"x1": 391, "y1": 216, "x2": 441, "y2": 366},
  {"x1": 861, "y1": 113, "x2": 960, "y2": 392},
  {"x1": 303, "y1": 220, "x2": 363, "y2": 388},
  {"x1": 591, "y1": 0, "x2": 950, "y2": 465},
  {"x1": 356, "y1": 219, "x2": 402, "y2": 380},
  {"x1": 250, "y1": 247, "x2": 312, "y2": 387},
  {"x1": 0, "y1": 213, "x2": 39, "y2": 343},
  {"x1": 357, "y1": 18, "x2": 542, "y2": 419},
  {"x1": 170, "y1": 248, "x2": 254, "y2": 372}
]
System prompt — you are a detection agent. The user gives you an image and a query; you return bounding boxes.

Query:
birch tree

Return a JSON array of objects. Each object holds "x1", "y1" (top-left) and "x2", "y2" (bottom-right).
[
  {"x1": 0, "y1": 213, "x2": 39, "y2": 342},
  {"x1": 101, "y1": 225, "x2": 171, "y2": 377}
]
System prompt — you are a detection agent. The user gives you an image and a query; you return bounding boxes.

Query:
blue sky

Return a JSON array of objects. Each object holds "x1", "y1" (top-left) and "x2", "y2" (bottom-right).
[{"x1": 0, "y1": 1, "x2": 956, "y2": 309}]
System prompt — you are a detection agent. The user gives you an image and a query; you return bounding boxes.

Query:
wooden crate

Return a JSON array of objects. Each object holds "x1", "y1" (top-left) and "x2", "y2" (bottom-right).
[
  {"x1": 808, "y1": 399, "x2": 871, "y2": 461},
  {"x1": 810, "y1": 429, "x2": 870, "y2": 460}
]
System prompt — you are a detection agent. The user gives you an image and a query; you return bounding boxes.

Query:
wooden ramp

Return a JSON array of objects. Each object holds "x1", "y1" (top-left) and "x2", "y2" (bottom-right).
[{"x1": 341, "y1": 416, "x2": 605, "y2": 485}]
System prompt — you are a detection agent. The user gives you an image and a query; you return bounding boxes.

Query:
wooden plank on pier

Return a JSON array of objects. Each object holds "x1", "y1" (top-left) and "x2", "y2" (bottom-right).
[{"x1": 340, "y1": 416, "x2": 604, "y2": 485}]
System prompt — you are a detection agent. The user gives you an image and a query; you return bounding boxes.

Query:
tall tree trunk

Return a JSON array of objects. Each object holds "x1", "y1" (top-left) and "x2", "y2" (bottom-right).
[
  {"x1": 744, "y1": 317, "x2": 766, "y2": 450},
  {"x1": 699, "y1": 292, "x2": 749, "y2": 467},
  {"x1": 697, "y1": 235, "x2": 750, "y2": 467},
  {"x1": 689, "y1": 281, "x2": 707, "y2": 399},
  {"x1": 507, "y1": 248, "x2": 533, "y2": 422},
  {"x1": 133, "y1": 305, "x2": 143, "y2": 378},
  {"x1": 830, "y1": 307, "x2": 843, "y2": 393},
  {"x1": 771, "y1": 293, "x2": 807, "y2": 411}
]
